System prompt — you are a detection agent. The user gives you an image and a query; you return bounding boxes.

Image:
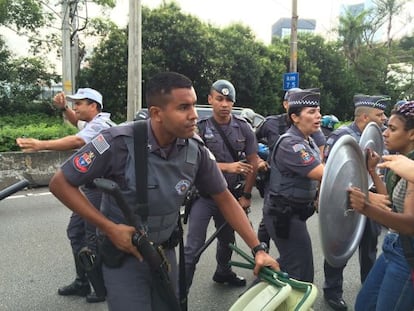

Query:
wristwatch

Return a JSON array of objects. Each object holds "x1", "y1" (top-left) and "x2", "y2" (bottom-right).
[
  {"x1": 252, "y1": 242, "x2": 269, "y2": 257},
  {"x1": 242, "y1": 192, "x2": 252, "y2": 199}
]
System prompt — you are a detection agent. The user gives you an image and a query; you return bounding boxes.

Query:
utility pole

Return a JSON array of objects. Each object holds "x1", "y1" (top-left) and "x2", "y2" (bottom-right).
[
  {"x1": 290, "y1": 0, "x2": 298, "y2": 73},
  {"x1": 62, "y1": 0, "x2": 74, "y2": 95},
  {"x1": 127, "y1": 0, "x2": 142, "y2": 121},
  {"x1": 70, "y1": 3, "x2": 80, "y2": 92}
]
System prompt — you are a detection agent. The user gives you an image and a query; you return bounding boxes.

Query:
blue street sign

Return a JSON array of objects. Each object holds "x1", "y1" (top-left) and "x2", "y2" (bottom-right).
[{"x1": 283, "y1": 72, "x2": 299, "y2": 90}]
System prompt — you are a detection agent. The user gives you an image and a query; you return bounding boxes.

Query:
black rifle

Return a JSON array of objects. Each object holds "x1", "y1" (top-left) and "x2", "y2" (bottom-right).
[
  {"x1": 0, "y1": 179, "x2": 29, "y2": 201},
  {"x1": 93, "y1": 178, "x2": 181, "y2": 311}
]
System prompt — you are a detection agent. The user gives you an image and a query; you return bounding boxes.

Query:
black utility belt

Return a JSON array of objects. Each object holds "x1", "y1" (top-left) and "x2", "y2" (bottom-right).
[
  {"x1": 270, "y1": 195, "x2": 313, "y2": 209},
  {"x1": 268, "y1": 195, "x2": 315, "y2": 222}
]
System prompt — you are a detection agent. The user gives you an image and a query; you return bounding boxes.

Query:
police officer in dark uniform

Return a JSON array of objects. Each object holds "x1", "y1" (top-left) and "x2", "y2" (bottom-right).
[
  {"x1": 16, "y1": 88, "x2": 115, "y2": 303},
  {"x1": 49, "y1": 72, "x2": 279, "y2": 311},
  {"x1": 184, "y1": 79, "x2": 260, "y2": 290},
  {"x1": 263, "y1": 89, "x2": 324, "y2": 283},
  {"x1": 322, "y1": 95, "x2": 389, "y2": 311},
  {"x1": 255, "y1": 88, "x2": 326, "y2": 247}
]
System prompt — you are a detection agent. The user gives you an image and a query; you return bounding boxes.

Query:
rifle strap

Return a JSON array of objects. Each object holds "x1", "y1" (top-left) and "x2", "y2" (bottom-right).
[
  {"x1": 133, "y1": 120, "x2": 149, "y2": 227},
  {"x1": 209, "y1": 117, "x2": 239, "y2": 162}
]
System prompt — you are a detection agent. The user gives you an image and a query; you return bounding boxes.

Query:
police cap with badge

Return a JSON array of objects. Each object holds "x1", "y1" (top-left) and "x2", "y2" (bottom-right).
[{"x1": 211, "y1": 79, "x2": 236, "y2": 103}]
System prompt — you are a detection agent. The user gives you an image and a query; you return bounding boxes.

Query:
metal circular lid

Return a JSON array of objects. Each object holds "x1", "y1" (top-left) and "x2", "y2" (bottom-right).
[{"x1": 319, "y1": 135, "x2": 368, "y2": 267}]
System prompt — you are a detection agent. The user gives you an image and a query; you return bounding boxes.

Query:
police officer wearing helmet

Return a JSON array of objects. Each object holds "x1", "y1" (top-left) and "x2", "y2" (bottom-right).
[
  {"x1": 263, "y1": 89, "x2": 324, "y2": 283},
  {"x1": 320, "y1": 114, "x2": 339, "y2": 138},
  {"x1": 322, "y1": 94, "x2": 389, "y2": 311},
  {"x1": 49, "y1": 72, "x2": 279, "y2": 310},
  {"x1": 184, "y1": 79, "x2": 261, "y2": 291},
  {"x1": 16, "y1": 88, "x2": 116, "y2": 303}
]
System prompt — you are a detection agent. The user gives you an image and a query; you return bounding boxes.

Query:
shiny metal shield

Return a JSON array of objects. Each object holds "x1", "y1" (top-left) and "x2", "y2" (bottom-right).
[
  {"x1": 359, "y1": 122, "x2": 384, "y2": 188},
  {"x1": 319, "y1": 135, "x2": 368, "y2": 268}
]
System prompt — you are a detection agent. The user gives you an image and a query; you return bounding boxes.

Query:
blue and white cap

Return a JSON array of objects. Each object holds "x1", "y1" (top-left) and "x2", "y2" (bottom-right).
[
  {"x1": 288, "y1": 89, "x2": 320, "y2": 107},
  {"x1": 211, "y1": 79, "x2": 236, "y2": 102},
  {"x1": 353, "y1": 95, "x2": 390, "y2": 111}
]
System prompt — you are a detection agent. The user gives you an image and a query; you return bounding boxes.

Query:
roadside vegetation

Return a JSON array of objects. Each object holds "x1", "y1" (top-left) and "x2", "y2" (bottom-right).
[{"x1": 0, "y1": 114, "x2": 77, "y2": 152}]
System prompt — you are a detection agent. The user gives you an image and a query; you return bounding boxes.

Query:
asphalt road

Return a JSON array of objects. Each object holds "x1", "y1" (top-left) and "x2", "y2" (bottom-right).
[{"x1": 0, "y1": 187, "x2": 385, "y2": 311}]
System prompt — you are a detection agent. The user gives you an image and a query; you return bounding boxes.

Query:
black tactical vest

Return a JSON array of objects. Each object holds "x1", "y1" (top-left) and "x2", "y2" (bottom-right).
[
  {"x1": 100, "y1": 125, "x2": 200, "y2": 244},
  {"x1": 269, "y1": 133, "x2": 319, "y2": 203}
]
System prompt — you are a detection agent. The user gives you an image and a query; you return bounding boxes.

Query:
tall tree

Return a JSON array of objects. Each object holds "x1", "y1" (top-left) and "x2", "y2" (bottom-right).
[
  {"x1": 373, "y1": 0, "x2": 408, "y2": 49},
  {"x1": 299, "y1": 34, "x2": 356, "y2": 119},
  {"x1": 338, "y1": 9, "x2": 368, "y2": 65}
]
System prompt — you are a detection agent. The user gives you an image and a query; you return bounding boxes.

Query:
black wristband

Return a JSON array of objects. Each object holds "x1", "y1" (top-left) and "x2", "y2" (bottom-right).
[{"x1": 252, "y1": 242, "x2": 269, "y2": 257}]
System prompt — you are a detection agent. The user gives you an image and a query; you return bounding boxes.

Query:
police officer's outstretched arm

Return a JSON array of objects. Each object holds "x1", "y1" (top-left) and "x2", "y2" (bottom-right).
[
  {"x1": 16, "y1": 135, "x2": 86, "y2": 152},
  {"x1": 49, "y1": 170, "x2": 143, "y2": 260},
  {"x1": 211, "y1": 189, "x2": 280, "y2": 274}
]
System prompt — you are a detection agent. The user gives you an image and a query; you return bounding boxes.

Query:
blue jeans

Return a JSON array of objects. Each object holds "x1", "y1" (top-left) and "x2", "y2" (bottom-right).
[{"x1": 355, "y1": 233, "x2": 414, "y2": 311}]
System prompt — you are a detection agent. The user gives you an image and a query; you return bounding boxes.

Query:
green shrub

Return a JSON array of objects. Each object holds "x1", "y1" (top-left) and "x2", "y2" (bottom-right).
[{"x1": 0, "y1": 114, "x2": 78, "y2": 152}]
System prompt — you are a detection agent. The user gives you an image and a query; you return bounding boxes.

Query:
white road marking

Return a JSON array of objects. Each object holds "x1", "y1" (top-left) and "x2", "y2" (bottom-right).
[{"x1": 3, "y1": 191, "x2": 52, "y2": 200}]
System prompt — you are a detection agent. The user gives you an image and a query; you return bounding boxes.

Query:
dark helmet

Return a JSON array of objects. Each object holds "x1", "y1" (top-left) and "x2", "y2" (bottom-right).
[
  {"x1": 321, "y1": 114, "x2": 339, "y2": 130},
  {"x1": 211, "y1": 79, "x2": 236, "y2": 102}
]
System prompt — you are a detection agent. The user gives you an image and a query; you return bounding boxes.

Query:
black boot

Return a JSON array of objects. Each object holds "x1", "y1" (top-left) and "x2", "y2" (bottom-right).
[{"x1": 58, "y1": 253, "x2": 91, "y2": 297}]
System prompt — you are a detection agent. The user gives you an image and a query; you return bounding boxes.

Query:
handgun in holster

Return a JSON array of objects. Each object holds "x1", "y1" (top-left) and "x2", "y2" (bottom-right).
[
  {"x1": 182, "y1": 186, "x2": 199, "y2": 224},
  {"x1": 78, "y1": 246, "x2": 107, "y2": 298}
]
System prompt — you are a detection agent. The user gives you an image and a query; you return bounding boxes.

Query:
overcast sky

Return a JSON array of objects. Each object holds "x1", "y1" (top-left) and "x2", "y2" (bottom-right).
[
  {"x1": 2, "y1": 0, "x2": 412, "y2": 73},
  {"x1": 107, "y1": 0, "x2": 363, "y2": 44}
]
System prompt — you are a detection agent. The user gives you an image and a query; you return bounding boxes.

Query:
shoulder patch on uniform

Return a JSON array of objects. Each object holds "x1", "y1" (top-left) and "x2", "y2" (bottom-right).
[
  {"x1": 92, "y1": 134, "x2": 110, "y2": 154},
  {"x1": 73, "y1": 151, "x2": 96, "y2": 173},
  {"x1": 292, "y1": 143, "x2": 305, "y2": 152},
  {"x1": 299, "y1": 148, "x2": 315, "y2": 165}
]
